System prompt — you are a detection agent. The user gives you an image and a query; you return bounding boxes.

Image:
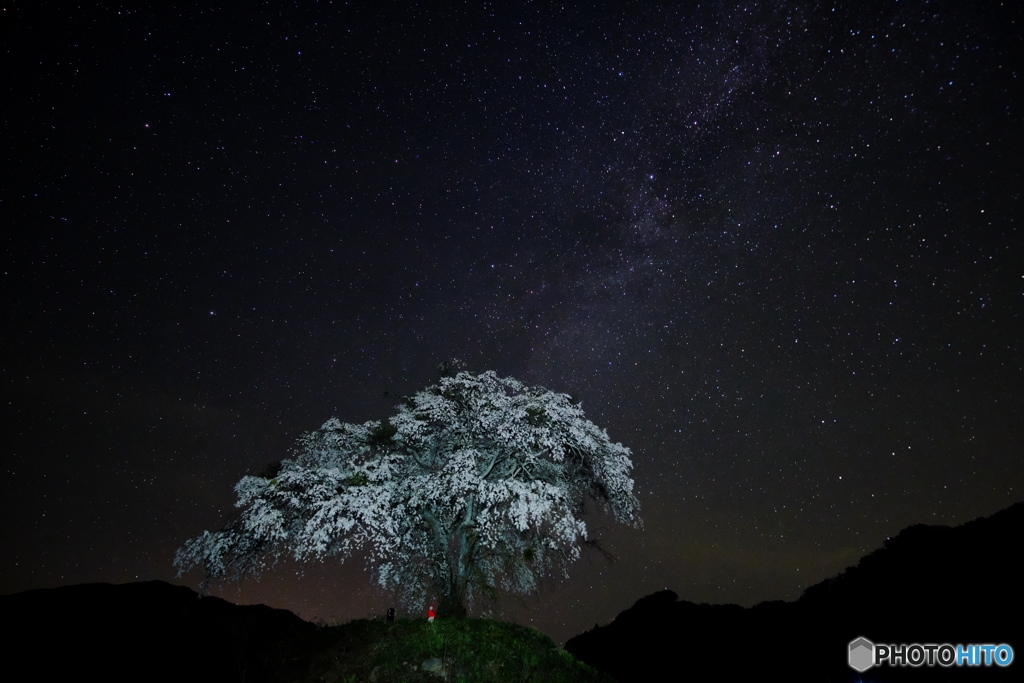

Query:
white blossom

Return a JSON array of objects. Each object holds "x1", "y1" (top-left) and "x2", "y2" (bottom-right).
[{"x1": 175, "y1": 370, "x2": 640, "y2": 613}]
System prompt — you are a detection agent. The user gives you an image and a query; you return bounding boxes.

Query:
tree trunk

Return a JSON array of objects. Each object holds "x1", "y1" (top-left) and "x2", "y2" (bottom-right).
[
  {"x1": 432, "y1": 566, "x2": 467, "y2": 619},
  {"x1": 441, "y1": 553, "x2": 469, "y2": 618},
  {"x1": 439, "y1": 592, "x2": 467, "y2": 619}
]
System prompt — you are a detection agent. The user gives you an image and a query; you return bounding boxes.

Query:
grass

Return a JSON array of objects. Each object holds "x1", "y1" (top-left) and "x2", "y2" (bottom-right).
[{"x1": 284, "y1": 616, "x2": 613, "y2": 682}]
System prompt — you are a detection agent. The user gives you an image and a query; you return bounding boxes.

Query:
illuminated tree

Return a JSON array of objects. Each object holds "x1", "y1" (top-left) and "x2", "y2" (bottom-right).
[{"x1": 176, "y1": 370, "x2": 640, "y2": 616}]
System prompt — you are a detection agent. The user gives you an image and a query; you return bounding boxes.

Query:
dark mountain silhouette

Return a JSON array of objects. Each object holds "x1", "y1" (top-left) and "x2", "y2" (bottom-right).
[
  {"x1": 566, "y1": 502, "x2": 1024, "y2": 681},
  {"x1": 0, "y1": 580, "x2": 315, "y2": 682}
]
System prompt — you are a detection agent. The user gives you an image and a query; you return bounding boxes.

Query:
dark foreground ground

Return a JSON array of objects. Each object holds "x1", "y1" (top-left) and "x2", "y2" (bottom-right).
[{"x1": 0, "y1": 580, "x2": 608, "y2": 682}]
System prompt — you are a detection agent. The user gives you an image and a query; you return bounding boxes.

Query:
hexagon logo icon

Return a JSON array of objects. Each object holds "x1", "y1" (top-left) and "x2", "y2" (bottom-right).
[{"x1": 849, "y1": 637, "x2": 875, "y2": 672}]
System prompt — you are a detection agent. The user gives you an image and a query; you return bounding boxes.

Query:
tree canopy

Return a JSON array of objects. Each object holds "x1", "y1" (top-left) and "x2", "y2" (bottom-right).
[{"x1": 175, "y1": 370, "x2": 640, "y2": 616}]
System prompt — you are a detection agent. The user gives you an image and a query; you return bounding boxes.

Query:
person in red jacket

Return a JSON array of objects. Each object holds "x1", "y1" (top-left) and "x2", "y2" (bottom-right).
[{"x1": 427, "y1": 604, "x2": 436, "y2": 623}]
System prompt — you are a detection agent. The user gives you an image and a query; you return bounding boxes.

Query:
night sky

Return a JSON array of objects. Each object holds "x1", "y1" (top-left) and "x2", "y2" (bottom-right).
[{"x1": 3, "y1": 1, "x2": 1022, "y2": 644}]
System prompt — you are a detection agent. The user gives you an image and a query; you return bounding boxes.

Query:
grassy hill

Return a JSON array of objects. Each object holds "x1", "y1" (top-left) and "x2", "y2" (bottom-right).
[{"x1": 287, "y1": 616, "x2": 612, "y2": 682}]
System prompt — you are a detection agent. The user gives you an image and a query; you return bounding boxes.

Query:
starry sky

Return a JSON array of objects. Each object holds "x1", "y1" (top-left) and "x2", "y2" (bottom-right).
[{"x1": 3, "y1": 1, "x2": 1022, "y2": 644}]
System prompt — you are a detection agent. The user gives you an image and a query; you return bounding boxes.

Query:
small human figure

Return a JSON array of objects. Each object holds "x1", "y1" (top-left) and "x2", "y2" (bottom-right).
[
  {"x1": 427, "y1": 604, "x2": 436, "y2": 623},
  {"x1": 386, "y1": 607, "x2": 395, "y2": 623}
]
